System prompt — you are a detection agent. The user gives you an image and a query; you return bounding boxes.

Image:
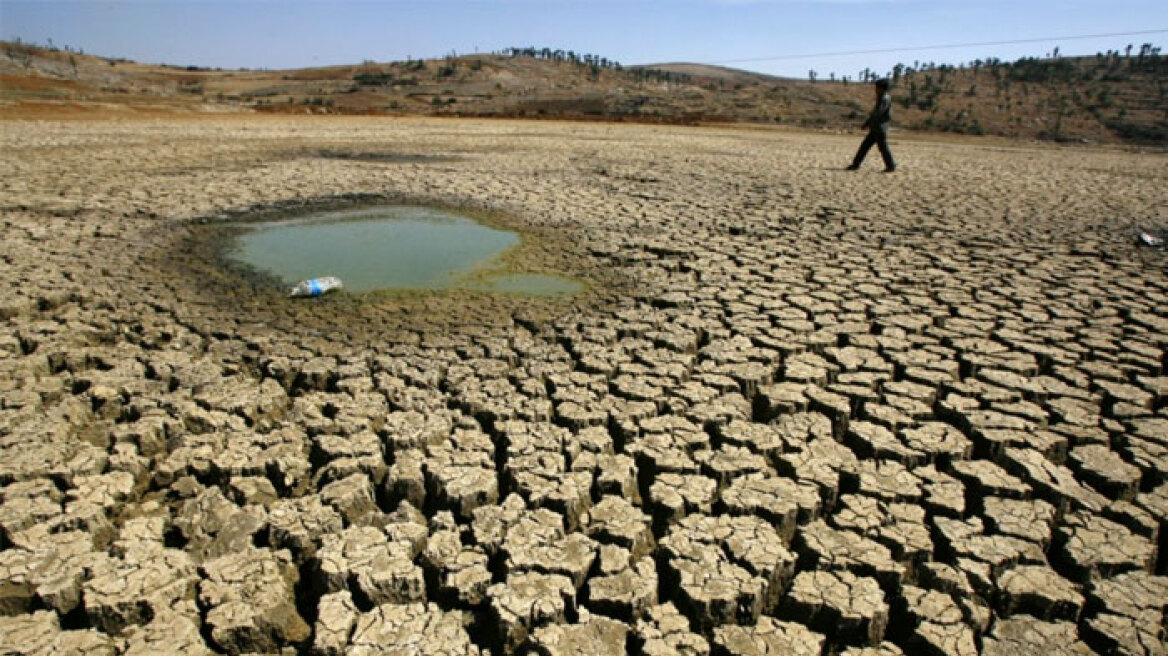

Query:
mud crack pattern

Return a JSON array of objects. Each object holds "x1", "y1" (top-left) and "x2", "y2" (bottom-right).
[{"x1": 1, "y1": 117, "x2": 1166, "y2": 655}]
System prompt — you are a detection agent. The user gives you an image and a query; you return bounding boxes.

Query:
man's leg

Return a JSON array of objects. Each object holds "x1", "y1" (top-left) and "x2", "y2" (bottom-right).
[
  {"x1": 875, "y1": 131, "x2": 895, "y2": 171},
  {"x1": 849, "y1": 132, "x2": 877, "y2": 169}
]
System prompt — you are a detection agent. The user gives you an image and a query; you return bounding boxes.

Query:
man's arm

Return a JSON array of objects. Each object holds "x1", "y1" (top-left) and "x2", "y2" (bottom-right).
[
  {"x1": 863, "y1": 95, "x2": 886, "y2": 129},
  {"x1": 872, "y1": 93, "x2": 892, "y2": 127}
]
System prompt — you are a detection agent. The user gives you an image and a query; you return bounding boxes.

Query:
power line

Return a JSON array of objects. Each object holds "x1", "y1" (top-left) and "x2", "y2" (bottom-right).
[{"x1": 707, "y1": 28, "x2": 1168, "y2": 65}]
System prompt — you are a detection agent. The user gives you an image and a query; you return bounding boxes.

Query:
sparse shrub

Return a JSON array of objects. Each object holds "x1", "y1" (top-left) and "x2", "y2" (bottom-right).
[{"x1": 355, "y1": 72, "x2": 394, "y2": 86}]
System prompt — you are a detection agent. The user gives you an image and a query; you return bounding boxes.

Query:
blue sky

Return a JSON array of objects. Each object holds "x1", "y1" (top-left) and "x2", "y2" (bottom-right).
[{"x1": 3, "y1": 1, "x2": 1167, "y2": 79}]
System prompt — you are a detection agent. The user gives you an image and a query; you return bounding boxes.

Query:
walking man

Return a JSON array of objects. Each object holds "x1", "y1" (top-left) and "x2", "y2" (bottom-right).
[{"x1": 847, "y1": 78, "x2": 895, "y2": 172}]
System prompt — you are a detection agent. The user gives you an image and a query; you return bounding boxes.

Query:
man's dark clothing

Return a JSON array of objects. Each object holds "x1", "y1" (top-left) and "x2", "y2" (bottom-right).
[{"x1": 850, "y1": 91, "x2": 895, "y2": 170}]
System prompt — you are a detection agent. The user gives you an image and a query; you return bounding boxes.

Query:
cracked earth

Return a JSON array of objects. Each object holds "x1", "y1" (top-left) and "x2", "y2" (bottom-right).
[{"x1": 1, "y1": 117, "x2": 1166, "y2": 655}]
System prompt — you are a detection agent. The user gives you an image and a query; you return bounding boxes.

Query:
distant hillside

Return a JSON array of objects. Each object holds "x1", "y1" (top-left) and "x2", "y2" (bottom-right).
[
  {"x1": 633, "y1": 63, "x2": 792, "y2": 84},
  {"x1": 1, "y1": 40, "x2": 1165, "y2": 144}
]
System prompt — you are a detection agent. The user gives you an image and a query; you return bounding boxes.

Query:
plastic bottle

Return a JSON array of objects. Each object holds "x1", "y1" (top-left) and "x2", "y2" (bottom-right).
[{"x1": 289, "y1": 277, "x2": 343, "y2": 297}]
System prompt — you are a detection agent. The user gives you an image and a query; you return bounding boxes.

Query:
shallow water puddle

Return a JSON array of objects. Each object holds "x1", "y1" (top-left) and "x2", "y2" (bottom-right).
[{"x1": 225, "y1": 206, "x2": 582, "y2": 296}]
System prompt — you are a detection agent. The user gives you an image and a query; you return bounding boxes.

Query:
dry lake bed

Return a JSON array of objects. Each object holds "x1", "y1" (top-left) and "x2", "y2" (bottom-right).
[{"x1": 1, "y1": 116, "x2": 1166, "y2": 655}]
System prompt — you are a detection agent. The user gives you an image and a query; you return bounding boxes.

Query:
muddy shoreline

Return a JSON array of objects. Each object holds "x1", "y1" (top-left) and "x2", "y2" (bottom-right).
[{"x1": 157, "y1": 190, "x2": 620, "y2": 343}]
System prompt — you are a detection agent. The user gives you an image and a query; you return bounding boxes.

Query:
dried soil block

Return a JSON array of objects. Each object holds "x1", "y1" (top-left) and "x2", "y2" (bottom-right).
[
  {"x1": 895, "y1": 585, "x2": 979, "y2": 656},
  {"x1": 949, "y1": 459, "x2": 1031, "y2": 500},
  {"x1": 509, "y1": 463, "x2": 593, "y2": 532},
  {"x1": 502, "y1": 509, "x2": 598, "y2": 590},
  {"x1": 1055, "y1": 512, "x2": 1156, "y2": 582},
  {"x1": 1117, "y1": 435, "x2": 1168, "y2": 491},
  {"x1": 772, "y1": 412, "x2": 835, "y2": 449},
  {"x1": 385, "y1": 448, "x2": 426, "y2": 510},
  {"x1": 980, "y1": 617, "x2": 1094, "y2": 656},
  {"x1": 1000, "y1": 447, "x2": 1108, "y2": 513},
  {"x1": 845, "y1": 421, "x2": 926, "y2": 466},
  {"x1": 67, "y1": 470, "x2": 136, "y2": 509},
  {"x1": 711, "y1": 615, "x2": 826, "y2": 656},
  {"x1": 1081, "y1": 570, "x2": 1168, "y2": 654},
  {"x1": 830, "y1": 495, "x2": 932, "y2": 565},
  {"x1": 312, "y1": 590, "x2": 360, "y2": 656},
  {"x1": 0, "y1": 480, "x2": 64, "y2": 546},
  {"x1": 382, "y1": 410, "x2": 454, "y2": 451},
  {"x1": 695, "y1": 445, "x2": 769, "y2": 489},
  {"x1": 319, "y1": 472, "x2": 379, "y2": 526},
  {"x1": 422, "y1": 521, "x2": 492, "y2": 607},
  {"x1": 995, "y1": 564, "x2": 1085, "y2": 622},
  {"x1": 267, "y1": 495, "x2": 344, "y2": 563},
  {"x1": 0, "y1": 610, "x2": 59, "y2": 655},
  {"x1": 586, "y1": 556, "x2": 658, "y2": 621},
  {"x1": 915, "y1": 464, "x2": 966, "y2": 517},
  {"x1": 1082, "y1": 611, "x2": 1166, "y2": 656},
  {"x1": 226, "y1": 476, "x2": 278, "y2": 507},
  {"x1": 572, "y1": 451, "x2": 639, "y2": 503},
  {"x1": 425, "y1": 462, "x2": 498, "y2": 522},
  {"x1": 313, "y1": 526, "x2": 425, "y2": 606},
  {"x1": 783, "y1": 354, "x2": 836, "y2": 387},
  {"x1": 665, "y1": 547, "x2": 764, "y2": 634},
  {"x1": 583, "y1": 495, "x2": 656, "y2": 558},
  {"x1": 0, "y1": 528, "x2": 93, "y2": 617},
  {"x1": 555, "y1": 400, "x2": 609, "y2": 431},
  {"x1": 901, "y1": 422, "x2": 974, "y2": 464},
  {"x1": 778, "y1": 437, "x2": 859, "y2": 509},
  {"x1": 487, "y1": 572, "x2": 577, "y2": 655},
  {"x1": 780, "y1": 570, "x2": 888, "y2": 647},
  {"x1": 663, "y1": 513, "x2": 796, "y2": 619},
  {"x1": 347, "y1": 602, "x2": 480, "y2": 656},
  {"x1": 934, "y1": 516, "x2": 1046, "y2": 579},
  {"x1": 527, "y1": 615, "x2": 628, "y2": 656},
  {"x1": 197, "y1": 547, "x2": 310, "y2": 655},
  {"x1": 715, "y1": 419, "x2": 792, "y2": 465},
  {"x1": 754, "y1": 383, "x2": 811, "y2": 421},
  {"x1": 470, "y1": 493, "x2": 527, "y2": 559},
  {"x1": 861, "y1": 402, "x2": 917, "y2": 432},
  {"x1": 794, "y1": 519, "x2": 905, "y2": 592},
  {"x1": 119, "y1": 609, "x2": 214, "y2": 656},
  {"x1": 981, "y1": 496, "x2": 1058, "y2": 549},
  {"x1": 828, "y1": 345, "x2": 893, "y2": 374},
  {"x1": 1086, "y1": 570, "x2": 1168, "y2": 621},
  {"x1": 439, "y1": 550, "x2": 493, "y2": 607},
  {"x1": 294, "y1": 356, "x2": 339, "y2": 393},
  {"x1": 0, "y1": 440, "x2": 108, "y2": 488},
  {"x1": 806, "y1": 384, "x2": 853, "y2": 439},
  {"x1": 1068, "y1": 444, "x2": 1142, "y2": 501},
  {"x1": 632, "y1": 602, "x2": 711, "y2": 656},
  {"x1": 649, "y1": 472, "x2": 717, "y2": 533},
  {"x1": 82, "y1": 544, "x2": 197, "y2": 635},
  {"x1": 626, "y1": 434, "x2": 702, "y2": 486},
  {"x1": 718, "y1": 473, "x2": 820, "y2": 541}
]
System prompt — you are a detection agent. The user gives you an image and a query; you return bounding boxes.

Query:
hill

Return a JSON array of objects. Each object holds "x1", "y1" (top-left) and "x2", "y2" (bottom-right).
[{"x1": 1, "y1": 40, "x2": 1165, "y2": 143}]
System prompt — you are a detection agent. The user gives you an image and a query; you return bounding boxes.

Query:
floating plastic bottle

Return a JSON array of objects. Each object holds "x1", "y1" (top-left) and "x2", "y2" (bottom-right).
[{"x1": 289, "y1": 276, "x2": 343, "y2": 297}]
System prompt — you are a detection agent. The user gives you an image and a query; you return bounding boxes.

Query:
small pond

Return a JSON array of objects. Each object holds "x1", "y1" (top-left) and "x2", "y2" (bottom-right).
[{"x1": 224, "y1": 206, "x2": 583, "y2": 296}]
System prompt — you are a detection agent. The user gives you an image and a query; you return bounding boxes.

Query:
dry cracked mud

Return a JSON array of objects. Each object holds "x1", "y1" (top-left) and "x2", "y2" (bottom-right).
[{"x1": 1, "y1": 116, "x2": 1167, "y2": 655}]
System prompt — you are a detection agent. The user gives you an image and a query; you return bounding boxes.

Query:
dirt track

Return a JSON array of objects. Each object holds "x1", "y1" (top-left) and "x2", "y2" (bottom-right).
[{"x1": 1, "y1": 116, "x2": 1166, "y2": 655}]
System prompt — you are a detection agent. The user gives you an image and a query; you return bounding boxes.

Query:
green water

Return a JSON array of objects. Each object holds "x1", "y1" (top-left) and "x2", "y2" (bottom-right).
[{"x1": 226, "y1": 206, "x2": 583, "y2": 296}]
